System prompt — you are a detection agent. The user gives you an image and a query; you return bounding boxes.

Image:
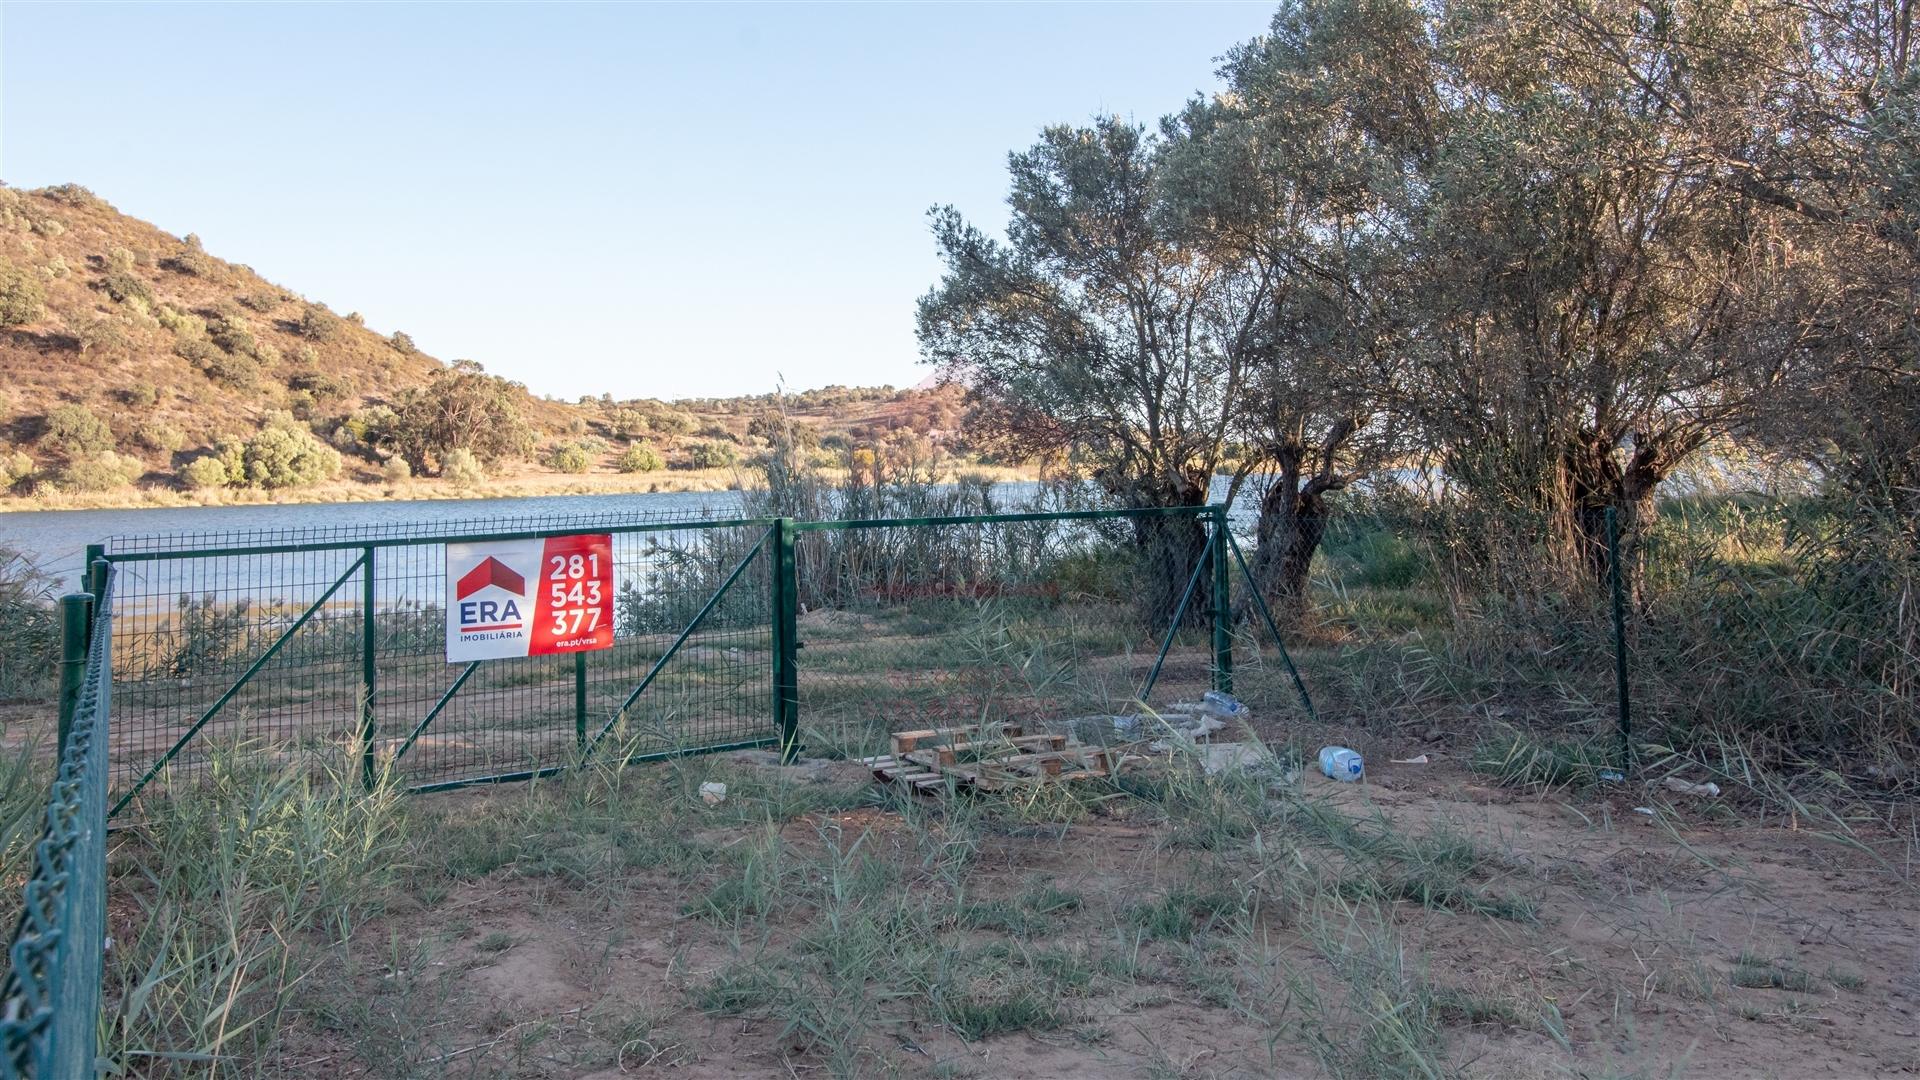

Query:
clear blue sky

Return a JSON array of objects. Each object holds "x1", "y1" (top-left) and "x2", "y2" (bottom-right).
[{"x1": 1, "y1": 2, "x2": 1273, "y2": 401}]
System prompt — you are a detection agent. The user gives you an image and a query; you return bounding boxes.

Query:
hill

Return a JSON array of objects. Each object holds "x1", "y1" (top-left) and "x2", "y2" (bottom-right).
[{"x1": 0, "y1": 183, "x2": 982, "y2": 508}]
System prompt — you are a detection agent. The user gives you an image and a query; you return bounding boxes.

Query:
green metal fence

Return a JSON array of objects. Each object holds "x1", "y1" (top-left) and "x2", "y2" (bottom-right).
[
  {"x1": 2, "y1": 501, "x2": 1316, "y2": 1074},
  {"x1": 90, "y1": 503, "x2": 1270, "y2": 815},
  {"x1": 1, "y1": 565, "x2": 112, "y2": 1079}
]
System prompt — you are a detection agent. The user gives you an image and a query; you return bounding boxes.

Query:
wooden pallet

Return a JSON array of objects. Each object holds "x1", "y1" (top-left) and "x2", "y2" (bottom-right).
[{"x1": 861, "y1": 723, "x2": 1117, "y2": 793}]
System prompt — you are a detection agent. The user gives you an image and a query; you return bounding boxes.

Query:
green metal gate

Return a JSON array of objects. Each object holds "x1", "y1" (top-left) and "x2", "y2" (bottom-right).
[{"x1": 99, "y1": 510, "x2": 787, "y2": 813}]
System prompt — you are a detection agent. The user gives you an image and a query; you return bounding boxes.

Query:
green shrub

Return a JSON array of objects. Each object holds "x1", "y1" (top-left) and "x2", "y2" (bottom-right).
[
  {"x1": 200, "y1": 349, "x2": 259, "y2": 390},
  {"x1": 208, "y1": 313, "x2": 258, "y2": 356},
  {"x1": 0, "y1": 260, "x2": 45, "y2": 327},
  {"x1": 236, "y1": 290, "x2": 286, "y2": 313},
  {"x1": 440, "y1": 447, "x2": 485, "y2": 486},
  {"x1": 122, "y1": 383, "x2": 161, "y2": 409},
  {"x1": 650, "y1": 409, "x2": 696, "y2": 435},
  {"x1": 545, "y1": 442, "x2": 594, "y2": 474},
  {"x1": 687, "y1": 441, "x2": 737, "y2": 469},
  {"x1": 389, "y1": 330, "x2": 417, "y2": 355},
  {"x1": 97, "y1": 270, "x2": 152, "y2": 306},
  {"x1": 607, "y1": 407, "x2": 649, "y2": 439},
  {"x1": 138, "y1": 422, "x2": 185, "y2": 453},
  {"x1": 57, "y1": 451, "x2": 141, "y2": 492},
  {"x1": 71, "y1": 316, "x2": 132, "y2": 357},
  {"x1": 42, "y1": 256, "x2": 70, "y2": 280},
  {"x1": 292, "y1": 305, "x2": 343, "y2": 342},
  {"x1": 106, "y1": 247, "x2": 136, "y2": 272},
  {"x1": 236, "y1": 414, "x2": 342, "y2": 489},
  {"x1": 161, "y1": 245, "x2": 214, "y2": 276},
  {"x1": 616, "y1": 444, "x2": 664, "y2": 473},
  {"x1": 0, "y1": 548, "x2": 58, "y2": 697},
  {"x1": 37, "y1": 183, "x2": 101, "y2": 207},
  {"x1": 180, "y1": 454, "x2": 234, "y2": 490},
  {"x1": 0, "y1": 451, "x2": 33, "y2": 487},
  {"x1": 156, "y1": 305, "x2": 207, "y2": 338},
  {"x1": 172, "y1": 337, "x2": 218, "y2": 366},
  {"x1": 289, "y1": 370, "x2": 354, "y2": 403},
  {"x1": 382, "y1": 456, "x2": 412, "y2": 483},
  {"x1": 41, "y1": 404, "x2": 114, "y2": 458}
]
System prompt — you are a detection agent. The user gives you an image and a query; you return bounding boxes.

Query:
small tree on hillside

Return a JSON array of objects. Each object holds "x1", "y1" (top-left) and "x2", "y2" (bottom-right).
[{"x1": 376, "y1": 361, "x2": 533, "y2": 475}]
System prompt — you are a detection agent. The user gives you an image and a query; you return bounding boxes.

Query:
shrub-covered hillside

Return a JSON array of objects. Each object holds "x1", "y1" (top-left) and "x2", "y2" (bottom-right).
[{"x1": 0, "y1": 182, "x2": 979, "y2": 502}]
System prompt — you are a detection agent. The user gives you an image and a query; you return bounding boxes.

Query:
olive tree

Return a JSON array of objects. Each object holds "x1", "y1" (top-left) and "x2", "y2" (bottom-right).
[{"x1": 917, "y1": 118, "x2": 1261, "y2": 620}]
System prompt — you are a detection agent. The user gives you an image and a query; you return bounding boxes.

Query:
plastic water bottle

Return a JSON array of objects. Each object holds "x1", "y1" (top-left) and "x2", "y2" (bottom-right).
[
  {"x1": 1319, "y1": 746, "x2": 1364, "y2": 782},
  {"x1": 1201, "y1": 691, "x2": 1246, "y2": 719}
]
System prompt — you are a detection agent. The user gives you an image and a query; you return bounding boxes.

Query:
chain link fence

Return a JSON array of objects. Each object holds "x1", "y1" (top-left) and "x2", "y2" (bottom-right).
[{"x1": 1, "y1": 565, "x2": 111, "y2": 1079}]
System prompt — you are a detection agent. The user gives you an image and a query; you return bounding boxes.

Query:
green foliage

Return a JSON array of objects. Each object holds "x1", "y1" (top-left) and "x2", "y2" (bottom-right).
[
  {"x1": 207, "y1": 311, "x2": 259, "y2": 356},
  {"x1": 122, "y1": 383, "x2": 161, "y2": 409},
  {"x1": 97, "y1": 269, "x2": 152, "y2": 306},
  {"x1": 687, "y1": 441, "x2": 737, "y2": 469},
  {"x1": 137, "y1": 422, "x2": 185, "y2": 453},
  {"x1": 388, "y1": 330, "x2": 417, "y2": 354},
  {"x1": 292, "y1": 304, "x2": 344, "y2": 342},
  {"x1": 180, "y1": 454, "x2": 235, "y2": 490},
  {"x1": 56, "y1": 451, "x2": 141, "y2": 492},
  {"x1": 0, "y1": 549, "x2": 57, "y2": 697},
  {"x1": 616, "y1": 444, "x2": 664, "y2": 473},
  {"x1": 440, "y1": 447, "x2": 485, "y2": 486},
  {"x1": 0, "y1": 451, "x2": 35, "y2": 488},
  {"x1": 199, "y1": 348, "x2": 260, "y2": 390},
  {"x1": 36, "y1": 183, "x2": 101, "y2": 207},
  {"x1": 155, "y1": 304, "x2": 206, "y2": 338},
  {"x1": 236, "y1": 289, "x2": 287, "y2": 313},
  {"x1": 41, "y1": 404, "x2": 114, "y2": 458},
  {"x1": 69, "y1": 315, "x2": 133, "y2": 358},
  {"x1": 161, "y1": 246, "x2": 215, "y2": 276},
  {"x1": 376, "y1": 361, "x2": 532, "y2": 474},
  {"x1": 545, "y1": 442, "x2": 594, "y2": 473},
  {"x1": 649, "y1": 409, "x2": 695, "y2": 435},
  {"x1": 606, "y1": 407, "x2": 649, "y2": 439},
  {"x1": 381, "y1": 456, "x2": 412, "y2": 483},
  {"x1": 236, "y1": 414, "x2": 342, "y2": 489},
  {"x1": 288, "y1": 370, "x2": 355, "y2": 404},
  {"x1": 0, "y1": 259, "x2": 46, "y2": 326}
]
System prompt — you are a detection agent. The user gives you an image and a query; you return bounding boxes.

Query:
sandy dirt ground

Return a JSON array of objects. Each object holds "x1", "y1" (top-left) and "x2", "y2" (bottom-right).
[{"x1": 241, "y1": 747, "x2": 1920, "y2": 1080}]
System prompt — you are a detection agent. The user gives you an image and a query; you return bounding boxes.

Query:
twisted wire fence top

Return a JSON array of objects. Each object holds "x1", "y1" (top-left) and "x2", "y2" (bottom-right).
[{"x1": 1, "y1": 565, "x2": 113, "y2": 1079}]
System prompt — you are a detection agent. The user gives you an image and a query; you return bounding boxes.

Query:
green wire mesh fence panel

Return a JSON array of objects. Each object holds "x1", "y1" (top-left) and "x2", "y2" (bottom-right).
[
  {"x1": 1, "y1": 566, "x2": 112, "y2": 1079},
  {"x1": 377, "y1": 521, "x2": 776, "y2": 789},
  {"x1": 790, "y1": 508, "x2": 1218, "y2": 755},
  {"x1": 99, "y1": 509, "x2": 781, "y2": 803},
  {"x1": 106, "y1": 545, "x2": 371, "y2": 814}
]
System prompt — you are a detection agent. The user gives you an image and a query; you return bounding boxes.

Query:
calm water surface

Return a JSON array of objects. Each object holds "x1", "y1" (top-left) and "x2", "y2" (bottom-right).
[{"x1": 0, "y1": 490, "x2": 752, "y2": 590}]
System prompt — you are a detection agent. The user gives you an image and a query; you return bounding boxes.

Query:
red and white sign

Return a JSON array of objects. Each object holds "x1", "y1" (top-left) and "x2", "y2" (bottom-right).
[{"x1": 445, "y1": 534, "x2": 614, "y2": 662}]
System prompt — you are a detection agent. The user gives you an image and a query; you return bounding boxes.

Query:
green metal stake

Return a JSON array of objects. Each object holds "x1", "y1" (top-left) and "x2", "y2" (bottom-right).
[
  {"x1": 360, "y1": 546, "x2": 378, "y2": 790},
  {"x1": 575, "y1": 652, "x2": 588, "y2": 751},
  {"x1": 85, "y1": 544, "x2": 106, "y2": 609},
  {"x1": 772, "y1": 518, "x2": 800, "y2": 763},
  {"x1": 55, "y1": 593, "x2": 94, "y2": 756},
  {"x1": 1605, "y1": 507, "x2": 1633, "y2": 770},
  {"x1": 1210, "y1": 506, "x2": 1233, "y2": 696}
]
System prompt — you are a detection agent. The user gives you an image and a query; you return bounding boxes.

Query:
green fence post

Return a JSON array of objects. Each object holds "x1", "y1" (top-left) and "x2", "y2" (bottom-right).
[
  {"x1": 55, "y1": 593, "x2": 94, "y2": 756},
  {"x1": 772, "y1": 518, "x2": 800, "y2": 763},
  {"x1": 360, "y1": 546, "x2": 378, "y2": 790},
  {"x1": 1605, "y1": 507, "x2": 1633, "y2": 771},
  {"x1": 575, "y1": 653, "x2": 588, "y2": 752},
  {"x1": 85, "y1": 544, "x2": 106, "y2": 608},
  {"x1": 1211, "y1": 506, "x2": 1233, "y2": 696}
]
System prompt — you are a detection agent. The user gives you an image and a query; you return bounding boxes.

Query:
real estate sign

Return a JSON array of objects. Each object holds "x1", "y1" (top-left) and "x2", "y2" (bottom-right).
[{"x1": 445, "y1": 534, "x2": 615, "y2": 662}]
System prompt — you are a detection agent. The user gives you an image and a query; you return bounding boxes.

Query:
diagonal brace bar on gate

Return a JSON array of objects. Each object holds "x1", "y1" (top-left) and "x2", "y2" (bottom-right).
[
  {"x1": 110, "y1": 550, "x2": 369, "y2": 817},
  {"x1": 582, "y1": 527, "x2": 771, "y2": 759},
  {"x1": 386, "y1": 660, "x2": 483, "y2": 766},
  {"x1": 1224, "y1": 530, "x2": 1318, "y2": 723},
  {"x1": 1137, "y1": 539, "x2": 1212, "y2": 703}
]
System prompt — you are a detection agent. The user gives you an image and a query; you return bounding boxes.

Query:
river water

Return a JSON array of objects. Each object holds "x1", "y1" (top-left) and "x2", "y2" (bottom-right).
[{"x1": 0, "y1": 477, "x2": 1266, "y2": 593}]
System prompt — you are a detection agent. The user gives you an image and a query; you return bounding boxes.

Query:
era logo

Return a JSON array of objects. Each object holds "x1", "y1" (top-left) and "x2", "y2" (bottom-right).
[{"x1": 456, "y1": 556, "x2": 526, "y2": 630}]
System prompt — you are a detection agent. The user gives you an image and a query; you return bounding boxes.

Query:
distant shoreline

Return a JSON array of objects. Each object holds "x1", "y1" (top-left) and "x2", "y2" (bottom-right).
[{"x1": 0, "y1": 463, "x2": 1042, "y2": 515}]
